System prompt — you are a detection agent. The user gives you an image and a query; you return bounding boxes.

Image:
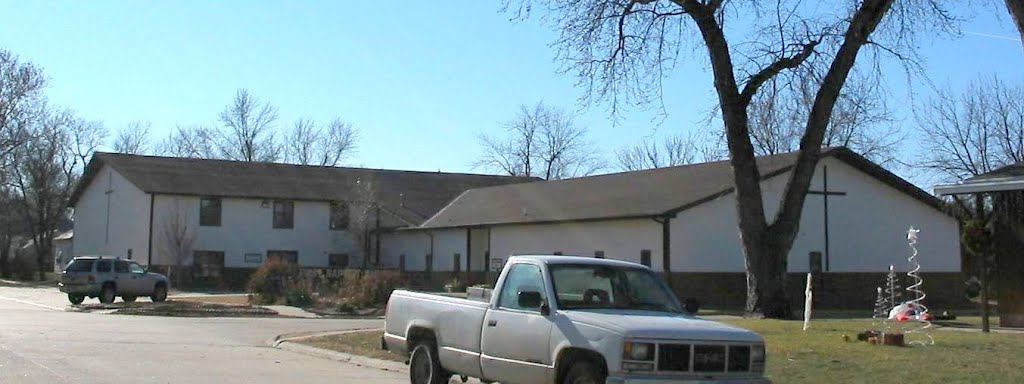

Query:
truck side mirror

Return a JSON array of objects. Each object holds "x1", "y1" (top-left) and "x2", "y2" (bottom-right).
[{"x1": 518, "y1": 290, "x2": 543, "y2": 309}]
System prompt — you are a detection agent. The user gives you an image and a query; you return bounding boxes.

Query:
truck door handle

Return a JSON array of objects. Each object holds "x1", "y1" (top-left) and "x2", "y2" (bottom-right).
[{"x1": 487, "y1": 320, "x2": 497, "y2": 327}]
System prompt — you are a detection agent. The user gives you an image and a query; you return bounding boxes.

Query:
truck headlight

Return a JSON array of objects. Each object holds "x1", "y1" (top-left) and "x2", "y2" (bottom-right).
[
  {"x1": 623, "y1": 342, "x2": 655, "y2": 361},
  {"x1": 751, "y1": 344, "x2": 766, "y2": 372}
]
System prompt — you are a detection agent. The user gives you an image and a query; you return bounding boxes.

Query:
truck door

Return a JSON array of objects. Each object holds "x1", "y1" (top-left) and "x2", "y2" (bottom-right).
[{"x1": 480, "y1": 263, "x2": 553, "y2": 383}]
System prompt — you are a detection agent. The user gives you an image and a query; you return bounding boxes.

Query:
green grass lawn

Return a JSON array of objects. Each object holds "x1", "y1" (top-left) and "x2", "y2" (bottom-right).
[
  {"x1": 724, "y1": 318, "x2": 1024, "y2": 383},
  {"x1": 297, "y1": 331, "x2": 406, "y2": 362},
  {"x1": 297, "y1": 319, "x2": 1024, "y2": 383}
]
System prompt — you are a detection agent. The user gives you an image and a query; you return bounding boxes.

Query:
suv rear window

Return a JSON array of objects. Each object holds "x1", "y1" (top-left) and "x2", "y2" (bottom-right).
[
  {"x1": 96, "y1": 260, "x2": 112, "y2": 273},
  {"x1": 65, "y1": 259, "x2": 95, "y2": 273}
]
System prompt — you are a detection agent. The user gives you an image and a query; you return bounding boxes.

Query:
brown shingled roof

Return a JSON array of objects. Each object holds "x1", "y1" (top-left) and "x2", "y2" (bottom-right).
[
  {"x1": 419, "y1": 147, "x2": 944, "y2": 229},
  {"x1": 69, "y1": 153, "x2": 538, "y2": 226}
]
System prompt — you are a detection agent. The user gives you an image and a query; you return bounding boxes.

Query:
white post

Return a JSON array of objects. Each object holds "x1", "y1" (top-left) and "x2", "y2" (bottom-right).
[{"x1": 803, "y1": 272, "x2": 813, "y2": 331}]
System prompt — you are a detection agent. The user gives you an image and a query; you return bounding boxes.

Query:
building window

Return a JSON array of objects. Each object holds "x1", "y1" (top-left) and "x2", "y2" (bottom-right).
[
  {"x1": 267, "y1": 250, "x2": 298, "y2": 264},
  {"x1": 329, "y1": 253, "x2": 350, "y2": 268},
  {"x1": 640, "y1": 249, "x2": 652, "y2": 267},
  {"x1": 329, "y1": 202, "x2": 349, "y2": 230},
  {"x1": 273, "y1": 200, "x2": 294, "y2": 229},
  {"x1": 595, "y1": 250, "x2": 605, "y2": 259},
  {"x1": 200, "y1": 197, "x2": 222, "y2": 226},
  {"x1": 193, "y1": 251, "x2": 225, "y2": 278}
]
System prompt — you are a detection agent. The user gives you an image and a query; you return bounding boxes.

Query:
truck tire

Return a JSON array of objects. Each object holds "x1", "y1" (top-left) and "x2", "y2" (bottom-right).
[
  {"x1": 99, "y1": 284, "x2": 116, "y2": 304},
  {"x1": 409, "y1": 341, "x2": 448, "y2": 384},
  {"x1": 151, "y1": 283, "x2": 168, "y2": 303},
  {"x1": 563, "y1": 361, "x2": 605, "y2": 384}
]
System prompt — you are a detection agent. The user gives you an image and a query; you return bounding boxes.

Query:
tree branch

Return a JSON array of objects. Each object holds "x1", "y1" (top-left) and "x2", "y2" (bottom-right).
[{"x1": 739, "y1": 40, "x2": 819, "y2": 106}]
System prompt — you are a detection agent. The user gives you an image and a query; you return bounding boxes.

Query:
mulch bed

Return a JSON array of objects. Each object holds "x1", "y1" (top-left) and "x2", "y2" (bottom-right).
[{"x1": 74, "y1": 300, "x2": 278, "y2": 317}]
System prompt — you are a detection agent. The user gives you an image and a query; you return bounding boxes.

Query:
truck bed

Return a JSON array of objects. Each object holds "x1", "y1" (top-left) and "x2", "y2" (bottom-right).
[{"x1": 384, "y1": 290, "x2": 491, "y2": 378}]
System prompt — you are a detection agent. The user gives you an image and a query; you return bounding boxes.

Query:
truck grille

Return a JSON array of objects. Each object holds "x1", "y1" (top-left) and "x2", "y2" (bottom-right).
[
  {"x1": 656, "y1": 344, "x2": 751, "y2": 373},
  {"x1": 657, "y1": 344, "x2": 690, "y2": 371}
]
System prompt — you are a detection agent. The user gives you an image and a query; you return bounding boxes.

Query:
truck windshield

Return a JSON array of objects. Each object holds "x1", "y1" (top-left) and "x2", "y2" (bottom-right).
[{"x1": 549, "y1": 264, "x2": 683, "y2": 313}]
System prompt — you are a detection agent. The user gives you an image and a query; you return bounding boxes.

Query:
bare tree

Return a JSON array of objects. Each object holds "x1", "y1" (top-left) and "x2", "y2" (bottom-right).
[
  {"x1": 113, "y1": 121, "x2": 152, "y2": 154},
  {"x1": 10, "y1": 108, "x2": 79, "y2": 281},
  {"x1": 0, "y1": 49, "x2": 46, "y2": 160},
  {"x1": 159, "y1": 198, "x2": 196, "y2": 288},
  {"x1": 745, "y1": 68, "x2": 902, "y2": 165},
  {"x1": 476, "y1": 102, "x2": 604, "y2": 180},
  {"x1": 616, "y1": 132, "x2": 723, "y2": 171},
  {"x1": 157, "y1": 124, "x2": 215, "y2": 158},
  {"x1": 67, "y1": 118, "x2": 108, "y2": 166},
  {"x1": 348, "y1": 176, "x2": 378, "y2": 269},
  {"x1": 285, "y1": 118, "x2": 359, "y2": 166},
  {"x1": 0, "y1": 186, "x2": 22, "y2": 278},
  {"x1": 507, "y1": 0, "x2": 957, "y2": 317},
  {"x1": 215, "y1": 89, "x2": 280, "y2": 162},
  {"x1": 919, "y1": 76, "x2": 1024, "y2": 181},
  {"x1": 1007, "y1": 0, "x2": 1024, "y2": 47}
]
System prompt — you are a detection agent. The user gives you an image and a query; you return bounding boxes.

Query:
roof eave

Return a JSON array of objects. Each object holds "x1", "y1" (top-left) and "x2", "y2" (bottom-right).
[{"x1": 935, "y1": 179, "x2": 1024, "y2": 195}]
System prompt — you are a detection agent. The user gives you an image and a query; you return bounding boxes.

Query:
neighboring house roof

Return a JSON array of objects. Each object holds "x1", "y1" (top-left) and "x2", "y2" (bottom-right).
[
  {"x1": 420, "y1": 147, "x2": 944, "y2": 229},
  {"x1": 69, "y1": 153, "x2": 538, "y2": 226},
  {"x1": 934, "y1": 161, "x2": 1024, "y2": 195}
]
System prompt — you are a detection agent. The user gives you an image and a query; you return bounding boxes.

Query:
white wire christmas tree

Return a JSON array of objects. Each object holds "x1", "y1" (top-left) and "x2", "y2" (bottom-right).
[
  {"x1": 872, "y1": 286, "x2": 890, "y2": 333},
  {"x1": 884, "y1": 264, "x2": 901, "y2": 309},
  {"x1": 903, "y1": 226, "x2": 934, "y2": 346}
]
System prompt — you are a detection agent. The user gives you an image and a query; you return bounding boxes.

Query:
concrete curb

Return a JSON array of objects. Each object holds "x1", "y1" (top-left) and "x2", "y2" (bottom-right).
[{"x1": 270, "y1": 329, "x2": 409, "y2": 373}]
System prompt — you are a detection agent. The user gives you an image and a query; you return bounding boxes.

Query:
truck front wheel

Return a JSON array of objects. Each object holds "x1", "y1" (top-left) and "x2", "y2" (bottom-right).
[
  {"x1": 563, "y1": 361, "x2": 605, "y2": 384},
  {"x1": 409, "y1": 341, "x2": 448, "y2": 384}
]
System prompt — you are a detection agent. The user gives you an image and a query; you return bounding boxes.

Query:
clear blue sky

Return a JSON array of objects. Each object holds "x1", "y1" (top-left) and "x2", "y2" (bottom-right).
[{"x1": 2, "y1": 1, "x2": 1022, "y2": 185}]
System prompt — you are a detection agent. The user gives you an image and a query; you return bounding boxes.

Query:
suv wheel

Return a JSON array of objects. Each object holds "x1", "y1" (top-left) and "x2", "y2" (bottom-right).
[
  {"x1": 99, "y1": 284, "x2": 116, "y2": 304},
  {"x1": 67, "y1": 294, "x2": 85, "y2": 305},
  {"x1": 151, "y1": 284, "x2": 168, "y2": 303}
]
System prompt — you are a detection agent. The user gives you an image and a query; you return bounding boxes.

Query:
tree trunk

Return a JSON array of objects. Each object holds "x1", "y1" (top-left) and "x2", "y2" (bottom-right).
[
  {"x1": 743, "y1": 236, "x2": 793, "y2": 318},
  {"x1": 36, "y1": 241, "x2": 51, "y2": 281},
  {"x1": 0, "y1": 242, "x2": 10, "y2": 279},
  {"x1": 1006, "y1": 0, "x2": 1024, "y2": 49}
]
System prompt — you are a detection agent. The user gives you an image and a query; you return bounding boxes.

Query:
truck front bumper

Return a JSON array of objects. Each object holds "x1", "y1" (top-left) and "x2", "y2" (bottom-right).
[{"x1": 606, "y1": 375, "x2": 771, "y2": 384}]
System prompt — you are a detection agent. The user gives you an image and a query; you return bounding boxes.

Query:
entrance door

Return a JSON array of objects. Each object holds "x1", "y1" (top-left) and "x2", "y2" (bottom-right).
[{"x1": 480, "y1": 263, "x2": 553, "y2": 383}]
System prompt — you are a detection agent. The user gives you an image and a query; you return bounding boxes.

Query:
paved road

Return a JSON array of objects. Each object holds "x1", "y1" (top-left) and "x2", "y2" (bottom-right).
[{"x1": 0, "y1": 284, "x2": 408, "y2": 384}]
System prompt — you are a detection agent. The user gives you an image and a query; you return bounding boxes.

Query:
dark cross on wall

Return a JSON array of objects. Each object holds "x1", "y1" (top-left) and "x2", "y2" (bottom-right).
[
  {"x1": 104, "y1": 170, "x2": 115, "y2": 245},
  {"x1": 806, "y1": 166, "x2": 846, "y2": 271}
]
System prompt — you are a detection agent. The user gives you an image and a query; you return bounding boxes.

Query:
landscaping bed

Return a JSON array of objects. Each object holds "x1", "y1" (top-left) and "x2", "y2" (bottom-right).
[
  {"x1": 294, "y1": 319, "x2": 1024, "y2": 382},
  {"x1": 75, "y1": 300, "x2": 278, "y2": 317},
  {"x1": 294, "y1": 330, "x2": 404, "y2": 363}
]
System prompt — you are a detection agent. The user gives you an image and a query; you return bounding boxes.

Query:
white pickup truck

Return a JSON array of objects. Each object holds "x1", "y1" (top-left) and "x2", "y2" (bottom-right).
[{"x1": 383, "y1": 256, "x2": 768, "y2": 384}]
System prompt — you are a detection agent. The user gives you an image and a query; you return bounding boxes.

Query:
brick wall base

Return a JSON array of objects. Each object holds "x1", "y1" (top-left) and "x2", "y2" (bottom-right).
[{"x1": 666, "y1": 272, "x2": 971, "y2": 311}]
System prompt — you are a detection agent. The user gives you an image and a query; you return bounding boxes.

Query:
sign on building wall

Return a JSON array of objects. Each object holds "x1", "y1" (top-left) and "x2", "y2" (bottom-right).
[
  {"x1": 490, "y1": 257, "x2": 505, "y2": 272},
  {"x1": 244, "y1": 253, "x2": 262, "y2": 263}
]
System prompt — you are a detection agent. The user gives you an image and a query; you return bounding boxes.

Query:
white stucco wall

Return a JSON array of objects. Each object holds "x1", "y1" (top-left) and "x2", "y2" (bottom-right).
[
  {"x1": 72, "y1": 165, "x2": 152, "y2": 264},
  {"x1": 432, "y1": 228, "x2": 468, "y2": 271},
  {"x1": 379, "y1": 231, "x2": 431, "y2": 270},
  {"x1": 671, "y1": 157, "x2": 960, "y2": 273},
  {"x1": 489, "y1": 219, "x2": 664, "y2": 270},
  {"x1": 150, "y1": 195, "x2": 365, "y2": 268}
]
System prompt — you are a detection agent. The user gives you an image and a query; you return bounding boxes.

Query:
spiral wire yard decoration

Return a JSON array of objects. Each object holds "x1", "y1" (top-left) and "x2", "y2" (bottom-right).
[{"x1": 903, "y1": 227, "x2": 934, "y2": 346}]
